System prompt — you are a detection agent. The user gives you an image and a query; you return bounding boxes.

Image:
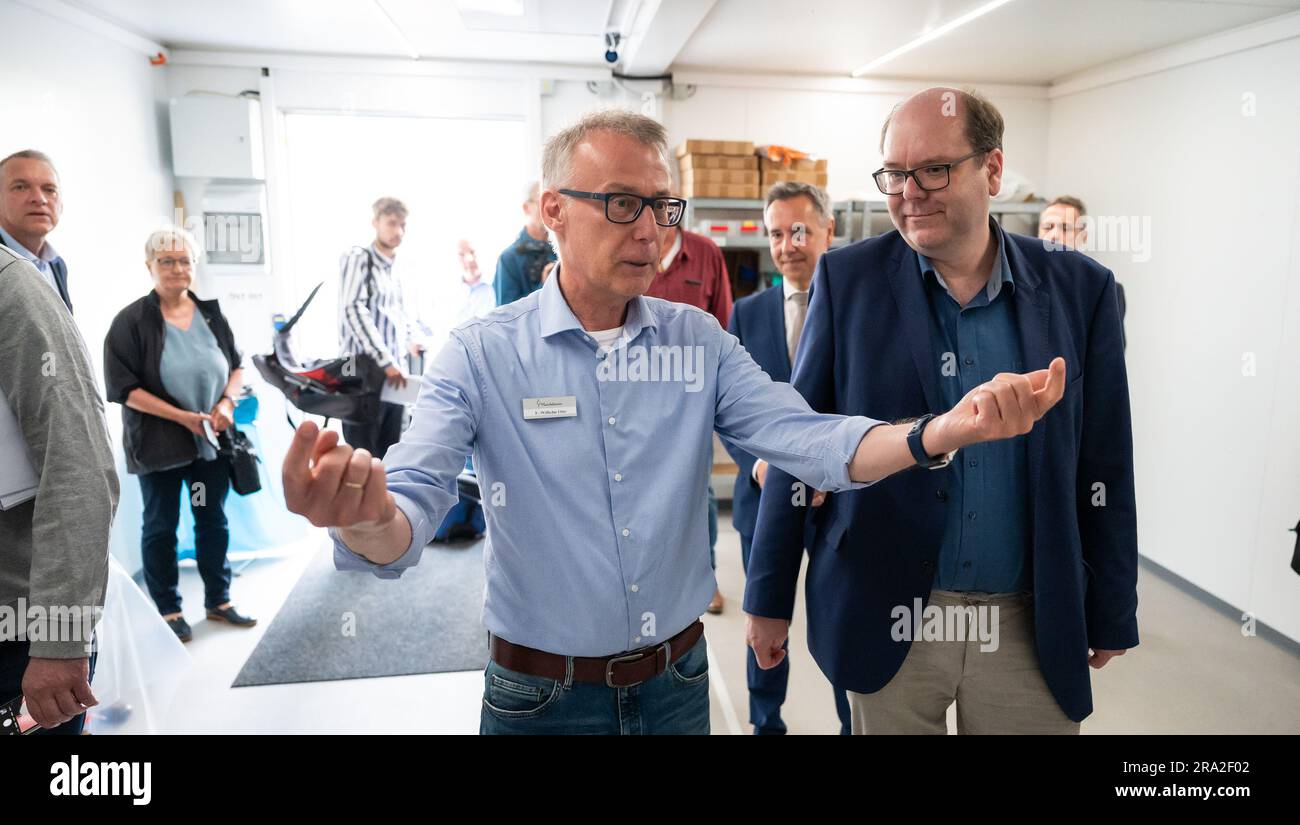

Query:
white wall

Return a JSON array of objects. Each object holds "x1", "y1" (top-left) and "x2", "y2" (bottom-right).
[
  {"x1": 1045, "y1": 35, "x2": 1300, "y2": 643},
  {"x1": 0, "y1": 2, "x2": 174, "y2": 388}
]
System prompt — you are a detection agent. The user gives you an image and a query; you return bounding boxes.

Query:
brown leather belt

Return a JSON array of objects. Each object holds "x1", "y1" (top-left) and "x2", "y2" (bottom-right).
[{"x1": 490, "y1": 620, "x2": 704, "y2": 688}]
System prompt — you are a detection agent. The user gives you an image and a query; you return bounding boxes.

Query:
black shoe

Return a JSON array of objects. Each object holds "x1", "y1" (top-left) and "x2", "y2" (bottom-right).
[
  {"x1": 206, "y1": 605, "x2": 257, "y2": 627},
  {"x1": 166, "y1": 615, "x2": 192, "y2": 642}
]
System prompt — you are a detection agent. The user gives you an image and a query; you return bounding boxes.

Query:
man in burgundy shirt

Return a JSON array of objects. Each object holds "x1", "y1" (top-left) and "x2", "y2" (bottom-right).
[{"x1": 648, "y1": 221, "x2": 734, "y2": 613}]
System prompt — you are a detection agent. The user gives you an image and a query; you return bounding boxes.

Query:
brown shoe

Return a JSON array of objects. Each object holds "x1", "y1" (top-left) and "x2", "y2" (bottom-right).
[{"x1": 707, "y1": 589, "x2": 725, "y2": 615}]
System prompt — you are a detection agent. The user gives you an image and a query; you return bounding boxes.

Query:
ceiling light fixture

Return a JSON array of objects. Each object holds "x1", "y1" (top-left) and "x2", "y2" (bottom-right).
[{"x1": 851, "y1": 0, "x2": 1016, "y2": 77}]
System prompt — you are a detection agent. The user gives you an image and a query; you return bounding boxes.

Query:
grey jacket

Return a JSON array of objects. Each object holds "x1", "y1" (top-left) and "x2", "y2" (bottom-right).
[{"x1": 0, "y1": 245, "x2": 118, "y2": 658}]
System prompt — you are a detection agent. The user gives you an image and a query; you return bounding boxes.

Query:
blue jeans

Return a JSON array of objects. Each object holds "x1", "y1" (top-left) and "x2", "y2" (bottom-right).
[
  {"x1": 479, "y1": 635, "x2": 711, "y2": 735},
  {"x1": 139, "y1": 457, "x2": 232, "y2": 615},
  {"x1": 740, "y1": 533, "x2": 852, "y2": 735}
]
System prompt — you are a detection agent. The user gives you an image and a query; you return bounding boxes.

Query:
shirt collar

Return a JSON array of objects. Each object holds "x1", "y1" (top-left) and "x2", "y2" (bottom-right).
[
  {"x1": 781, "y1": 277, "x2": 810, "y2": 302},
  {"x1": 915, "y1": 217, "x2": 1014, "y2": 304},
  {"x1": 538, "y1": 264, "x2": 659, "y2": 340},
  {"x1": 0, "y1": 225, "x2": 57, "y2": 265},
  {"x1": 369, "y1": 243, "x2": 393, "y2": 267}
]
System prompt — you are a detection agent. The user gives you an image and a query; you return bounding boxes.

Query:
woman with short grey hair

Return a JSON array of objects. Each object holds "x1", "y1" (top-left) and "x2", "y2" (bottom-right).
[{"x1": 103, "y1": 227, "x2": 255, "y2": 642}]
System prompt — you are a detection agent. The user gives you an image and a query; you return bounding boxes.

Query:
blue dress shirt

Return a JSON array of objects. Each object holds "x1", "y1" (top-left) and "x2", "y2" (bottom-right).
[
  {"x1": 332, "y1": 272, "x2": 881, "y2": 656},
  {"x1": 917, "y1": 220, "x2": 1032, "y2": 593}
]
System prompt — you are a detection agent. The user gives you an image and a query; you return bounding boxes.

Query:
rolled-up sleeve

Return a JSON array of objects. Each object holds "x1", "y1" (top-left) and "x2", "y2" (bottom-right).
[
  {"x1": 328, "y1": 329, "x2": 482, "y2": 577},
  {"x1": 713, "y1": 329, "x2": 882, "y2": 493}
]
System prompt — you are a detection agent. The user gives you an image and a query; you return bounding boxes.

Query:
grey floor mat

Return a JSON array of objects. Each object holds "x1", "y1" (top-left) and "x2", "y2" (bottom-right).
[{"x1": 232, "y1": 539, "x2": 487, "y2": 687}]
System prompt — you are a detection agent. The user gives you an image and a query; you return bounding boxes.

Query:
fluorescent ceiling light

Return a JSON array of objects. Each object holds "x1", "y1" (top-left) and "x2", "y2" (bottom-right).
[
  {"x1": 373, "y1": 0, "x2": 421, "y2": 59},
  {"x1": 851, "y1": 0, "x2": 1016, "y2": 77},
  {"x1": 456, "y1": 0, "x2": 526, "y2": 16}
]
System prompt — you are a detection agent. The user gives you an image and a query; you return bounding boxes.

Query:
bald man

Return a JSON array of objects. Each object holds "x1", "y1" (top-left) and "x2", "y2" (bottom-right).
[{"x1": 743, "y1": 87, "x2": 1137, "y2": 734}]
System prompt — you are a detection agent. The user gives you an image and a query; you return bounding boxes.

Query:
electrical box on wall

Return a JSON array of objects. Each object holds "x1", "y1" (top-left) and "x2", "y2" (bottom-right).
[{"x1": 168, "y1": 95, "x2": 265, "y2": 180}]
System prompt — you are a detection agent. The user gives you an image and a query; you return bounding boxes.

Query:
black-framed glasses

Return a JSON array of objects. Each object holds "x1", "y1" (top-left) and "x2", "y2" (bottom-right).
[
  {"x1": 558, "y1": 189, "x2": 686, "y2": 227},
  {"x1": 872, "y1": 150, "x2": 987, "y2": 196}
]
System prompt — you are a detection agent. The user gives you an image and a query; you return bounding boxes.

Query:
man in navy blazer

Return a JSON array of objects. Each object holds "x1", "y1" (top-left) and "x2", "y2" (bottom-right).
[
  {"x1": 0, "y1": 150, "x2": 72, "y2": 313},
  {"x1": 744, "y1": 88, "x2": 1138, "y2": 733},
  {"x1": 723, "y1": 182, "x2": 850, "y2": 734}
]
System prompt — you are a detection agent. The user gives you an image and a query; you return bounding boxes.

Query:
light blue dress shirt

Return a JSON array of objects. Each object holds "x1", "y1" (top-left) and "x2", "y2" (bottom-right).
[
  {"x1": 331, "y1": 272, "x2": 881, "y2": 656},
  {"x1": 0, "y1": 225, "x2": 59, "y2": 294}
]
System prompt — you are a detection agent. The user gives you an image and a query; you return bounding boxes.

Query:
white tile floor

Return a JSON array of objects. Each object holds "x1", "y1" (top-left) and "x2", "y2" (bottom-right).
[{"x1": 109, "y1": 513, "x2": 1300, "y2": 735}]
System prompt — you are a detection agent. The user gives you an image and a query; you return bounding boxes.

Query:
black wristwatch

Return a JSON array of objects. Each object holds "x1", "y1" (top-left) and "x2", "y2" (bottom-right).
[{"x1": 907, "y1": 414, "x2": 956, "y2": 469}]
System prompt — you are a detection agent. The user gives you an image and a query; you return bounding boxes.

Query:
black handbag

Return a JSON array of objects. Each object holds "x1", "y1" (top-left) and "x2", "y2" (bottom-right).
[{"x1": 218, "y1": 426, "x2": 262, "y2": 496}]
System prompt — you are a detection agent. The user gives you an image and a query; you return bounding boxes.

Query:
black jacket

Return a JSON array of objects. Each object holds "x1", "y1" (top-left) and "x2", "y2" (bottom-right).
[{"x1": 103, "y1": 291, "x2": 241, "y2": 475}]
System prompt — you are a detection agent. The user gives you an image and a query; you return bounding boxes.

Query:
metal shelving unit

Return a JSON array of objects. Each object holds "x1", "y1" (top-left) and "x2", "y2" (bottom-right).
[
  {"x1": 685, "y1": 197, "x2": 1049, "y2": 247},
  {"x1": 684, "y1": 198, "x2": 868, "y2": 249}
]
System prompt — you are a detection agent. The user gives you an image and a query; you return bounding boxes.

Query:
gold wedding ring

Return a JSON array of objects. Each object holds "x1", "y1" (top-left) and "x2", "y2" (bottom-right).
[{"x1": 343, "y1": 481, "x2": 365, "y2": 489}]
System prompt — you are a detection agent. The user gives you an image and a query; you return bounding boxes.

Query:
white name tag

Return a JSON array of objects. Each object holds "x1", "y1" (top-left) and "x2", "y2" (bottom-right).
[{"x1": 522, "y1": 396, "x2": 577, "y2": 420}]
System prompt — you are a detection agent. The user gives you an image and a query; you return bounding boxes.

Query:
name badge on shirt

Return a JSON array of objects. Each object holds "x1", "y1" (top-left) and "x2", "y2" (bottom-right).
[{"x1": 522, "y1": 396, "x2": 577, "y2": 420}]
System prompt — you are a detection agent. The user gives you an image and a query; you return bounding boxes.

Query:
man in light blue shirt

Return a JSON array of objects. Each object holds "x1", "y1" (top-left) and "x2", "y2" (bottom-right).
[{"x1": 281, "y1": 110, "x2": 1067, "y2": 735}]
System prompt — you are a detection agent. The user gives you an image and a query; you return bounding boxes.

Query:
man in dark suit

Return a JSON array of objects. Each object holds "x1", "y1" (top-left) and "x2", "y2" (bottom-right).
[
  {"x1": 1039, "y1": 196, "x2": 1127, "y2": 350},
  {"x1": 744, "y1": 87, "x2": 1137, "y2": 734},
  {"x1": 723, "y1": 181, "x2": 851, "y2": 734},
  {"x1": 0, "y1": 150, "x2": 72, "y2": 313}
]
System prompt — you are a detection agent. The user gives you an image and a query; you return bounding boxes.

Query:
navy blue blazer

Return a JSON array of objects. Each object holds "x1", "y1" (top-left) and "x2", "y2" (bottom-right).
[
  {"x1": 51, "y1": 257, "x2": 72, "y2": 314},
  {"x1": 722, "y1": 284, "x2": 793, "y2": 539},
  {"x1": 742, "y1": 228, "x2": 1139, "y2": 723}
]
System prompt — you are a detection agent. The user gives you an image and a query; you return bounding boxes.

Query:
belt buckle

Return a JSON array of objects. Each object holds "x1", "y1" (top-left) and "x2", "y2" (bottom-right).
[
  {"x1": 605, "y1": 651, "x2": 646, "y2": 688},
  {"x1": 604, "y1": 640, "x2": 673, "y2": 689}
]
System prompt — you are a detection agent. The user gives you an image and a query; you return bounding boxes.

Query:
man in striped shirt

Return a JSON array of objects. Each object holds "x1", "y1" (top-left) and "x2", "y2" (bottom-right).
[{"x1": 338, "y1": 196, "x2": 421, "y2": 458}]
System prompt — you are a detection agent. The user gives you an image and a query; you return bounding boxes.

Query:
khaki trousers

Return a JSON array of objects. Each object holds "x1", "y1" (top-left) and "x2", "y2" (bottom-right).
[{"x1": 848, "y1": 590, "x2": 1080, "y2": 735}]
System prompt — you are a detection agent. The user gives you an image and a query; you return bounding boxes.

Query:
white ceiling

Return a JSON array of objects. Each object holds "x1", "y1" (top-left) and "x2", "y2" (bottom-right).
[
  {"x1": 67, "y1": 0, "x2": 628, "y2": 65},
  {"x1": 675, "y1": 0, "x2": 1300, "y2": 83},
  {"x1": 61, "y1": 0, "x2": 1300, "y2": 84}
]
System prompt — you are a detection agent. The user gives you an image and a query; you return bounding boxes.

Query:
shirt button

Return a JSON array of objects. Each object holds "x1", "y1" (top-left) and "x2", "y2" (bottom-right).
[
  {"x1": 968, "y1": 459, "x2": 978, "y2": 468},
  {"x1": 622, "y1": 528, "x2": 630, "y2": 537},
  {"x1": 935, "y1": 490, "x2": 948, "y2": 502},
  {"x1": 608, "y1": 416, "x2": 617, "y2": 426},
  {"x1": 964, "y1": 357, "x2": 975, "y2": 366},
  {"x1": 614, "y1": 472, "x2": 623, "y2": 482},
  {"x1": 963, "y1": 561, "x2": 972, "y2": 568},
  {"x1": 630, "y1": 584, "x2": 639, "y2": 592},
  {"x1": 967, "y1": 511, "x2": 977, "y2": 521}
]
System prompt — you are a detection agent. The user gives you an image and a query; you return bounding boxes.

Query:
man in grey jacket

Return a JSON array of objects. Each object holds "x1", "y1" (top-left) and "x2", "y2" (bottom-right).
[{"x1": 0, "y1": 244, "x2": 118, "y2": 733}]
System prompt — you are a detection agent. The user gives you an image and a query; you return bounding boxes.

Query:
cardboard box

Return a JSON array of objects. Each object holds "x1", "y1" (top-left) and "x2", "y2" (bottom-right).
[
  {"x1": 675, "y1": 139, "x2": 755, "y2": 158},
  {"x1": 759, "y1": 157, "x2": 828, "y2": 173},
  {"x1": 680, "y1": 181, "x2": 762, "y2": 199},
  {"x1": 682, "y1": 168, "x2": 761, "y2": 186},
  {"x1": 678, "y1": 153, "x2": 758, "y2": 171},
  {"x1": 761, "y1": 168, "x2": 829, "y2": 187}
]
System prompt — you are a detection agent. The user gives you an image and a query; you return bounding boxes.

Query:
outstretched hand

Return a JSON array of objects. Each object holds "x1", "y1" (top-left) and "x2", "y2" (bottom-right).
[
  {"x1": 927, "y1": 357, "x2": 1068, "y2": 454},
  {"x1": 282, "y1": 421, "x2": 397, "y2": 530}
]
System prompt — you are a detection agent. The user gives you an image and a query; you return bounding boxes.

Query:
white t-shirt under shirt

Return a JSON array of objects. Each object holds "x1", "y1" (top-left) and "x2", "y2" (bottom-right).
[{"x1": 588, "y1": 326, "x2": 625, "y2": 354}]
